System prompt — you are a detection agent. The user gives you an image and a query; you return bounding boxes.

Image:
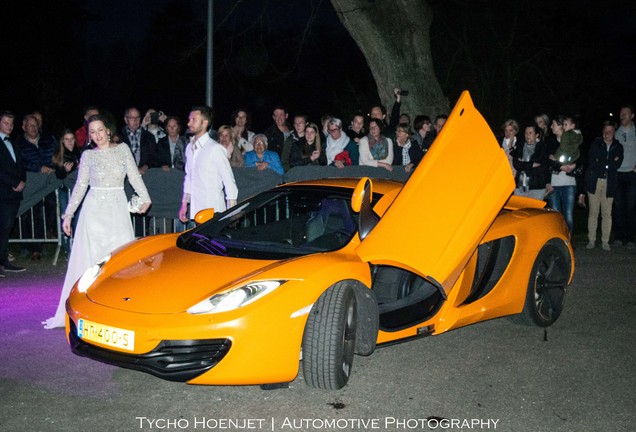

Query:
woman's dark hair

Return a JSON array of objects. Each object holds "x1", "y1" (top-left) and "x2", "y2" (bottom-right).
[
  {"x1": 165, "y1": 115, "x2": 182, "y2": 131},
  {"x1": 413, "y1": 115, "x2": 431, "y2": 131},
  {"x1": 552, "y1": 115, "x2": 566, "y2": 126},
  {"x1": 87, "y1": 114, "x2": 116, "y2": 138},
  {"x1": 231, "y1": 108, "x2": 251, "y2": 128},
  {"x1": 564, "y1": 114, "x2": 580, "y2": 128},
  {"x1": 368, "y1": 118, "x2": 385, "y2": 134},
  {"x1": 525, "y1": 124, "x2": 542, "y2": 137}
]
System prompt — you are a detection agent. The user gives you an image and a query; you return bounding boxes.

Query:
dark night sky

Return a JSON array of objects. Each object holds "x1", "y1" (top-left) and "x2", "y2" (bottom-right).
[
  {"x1": 2, "y1": 0, "x2": 375, "y2": 133},
  {"x1": 2, "y1": 0, "x2": 635, "y2": 138},
  {"x1": 84, "y1": 0, "x2": 169, "y2": 46}
]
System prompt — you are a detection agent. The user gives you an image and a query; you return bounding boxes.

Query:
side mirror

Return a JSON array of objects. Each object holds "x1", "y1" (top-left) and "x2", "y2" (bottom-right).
[
  {"x1": 351, "y1": 177, "x2": 379, "y2": 240},
  {"x1": 351, "y1": 177, "x2": 372, "y2": 213},
  {"x1": 194, "y1": 208, "x2": 215, "y2": 225}
]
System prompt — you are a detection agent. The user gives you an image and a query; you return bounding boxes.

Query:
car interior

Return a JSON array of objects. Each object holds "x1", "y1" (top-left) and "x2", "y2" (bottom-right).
[
  {"x1": 371, "y1": 265, "x2": 444, "y2": 331},
  {"x1": 303, "y1": 198, "x2": 356, "y2": 248}
]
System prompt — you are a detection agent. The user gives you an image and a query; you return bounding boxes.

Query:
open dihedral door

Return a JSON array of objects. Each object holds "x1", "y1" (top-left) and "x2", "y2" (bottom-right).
[{"x1": 355, "y1": 91, "x2": 515, "y2": 298}]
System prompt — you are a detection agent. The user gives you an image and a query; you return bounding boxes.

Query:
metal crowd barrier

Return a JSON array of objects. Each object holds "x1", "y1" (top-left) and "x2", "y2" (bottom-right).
[
  {"x1": 9, "y1": 189, "x2": 64, "y2": 265},
  {"x1": 11, "y1": 165, "x2": 411, "y2": 266}
]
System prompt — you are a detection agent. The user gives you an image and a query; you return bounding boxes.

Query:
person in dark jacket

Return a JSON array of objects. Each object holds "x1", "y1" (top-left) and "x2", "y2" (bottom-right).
[
  {"x1": 345, "y1": 112, "x2": 366, "y2": 143},
  {"x1": 262, "y1": 105, "x2": 291, "y2": 157},
  {"x1": 290, "y1": 123, "x2": 326, "y2": 168},
  {"x1": 52, "y1": 129, "x2": 81, "y2": 253},
  {"x1": 121, "y1": 107, "x2": 159, "y2": 174},
  {"x1": 17, "y1": 114, "x2": 57, "y2": 260},
  {"x1": 0, "y1": 111, "x2": 26, "y2": 276},
  {"x1": 511, "y1": 124, "x2": 548, "y2": 200},
  {"x1": 155, "y1": 116, "x2": 187, "y2": 171},
  {"x1": 369, "y1": 87, "x2": 403, "y2": 140},
  {"x1": 393, "y1": 123, "x2": 423, "y2": 173},
  {"x1": 52, "y1": 129, "x2": 81, "y2": 180},
  {"x1": 585, "y1": 121, "x2": 624, "y2": 250},
  {"x1": 411, "y1": 115, "x2": 436, "y2": 154}
]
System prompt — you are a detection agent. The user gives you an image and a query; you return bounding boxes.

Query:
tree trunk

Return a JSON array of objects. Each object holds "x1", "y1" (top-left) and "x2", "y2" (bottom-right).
[{"x1": 330, "y1": 0, "x2": 449, "y2": 119}]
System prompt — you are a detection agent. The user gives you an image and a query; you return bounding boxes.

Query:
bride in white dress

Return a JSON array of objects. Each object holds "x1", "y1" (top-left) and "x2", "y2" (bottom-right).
[{"x1": 42, "y1": 115, "x2": 151, "y2": 329}]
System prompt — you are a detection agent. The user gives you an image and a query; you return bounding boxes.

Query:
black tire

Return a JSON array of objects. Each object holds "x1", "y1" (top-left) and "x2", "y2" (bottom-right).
[
  {"x1": 516, "y1": 242, "x2": 570, "y2": 327},
  {"x1": 302, "y1": 282, "x2": 357, "y2": 390}
]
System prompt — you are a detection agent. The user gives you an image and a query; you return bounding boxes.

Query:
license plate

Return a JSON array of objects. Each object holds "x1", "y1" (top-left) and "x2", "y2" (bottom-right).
[{"x1": 77, "y1": 319, "x2": 135, "y2": 351}]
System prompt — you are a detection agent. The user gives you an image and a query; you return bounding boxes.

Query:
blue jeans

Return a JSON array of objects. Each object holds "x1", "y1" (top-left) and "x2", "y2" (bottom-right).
[
  {"x1": 174, "y1": 219, "x2": 195, "y2": 233},
  {"x1": 549, "y1": 185, "x2": 576, "y2": 232}
]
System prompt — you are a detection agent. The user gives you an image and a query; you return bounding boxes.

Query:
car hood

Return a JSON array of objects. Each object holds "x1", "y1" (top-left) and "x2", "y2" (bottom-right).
[
  {"x1": 355, "y1": 91, "x2": 515, "y2": 297},
  {"x1": 86, "y1": 245, "x2": 279, "y2": 314}
]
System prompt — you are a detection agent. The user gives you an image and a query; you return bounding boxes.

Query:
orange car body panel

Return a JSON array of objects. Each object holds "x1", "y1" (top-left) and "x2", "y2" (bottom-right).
[{"x1": 355, "y1": 92, "x2": 516, "y2": 296}]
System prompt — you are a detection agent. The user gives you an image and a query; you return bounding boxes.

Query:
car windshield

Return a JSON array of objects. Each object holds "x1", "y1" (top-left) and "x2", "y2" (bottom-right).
[{"x1": 177, "y1": 186, "x2": 361, "y2": 259}]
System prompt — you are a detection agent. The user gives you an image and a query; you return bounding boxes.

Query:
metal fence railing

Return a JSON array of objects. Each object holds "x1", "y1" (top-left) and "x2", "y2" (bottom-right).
[
  {"x1": 9, "y1": 189, "x2": 64, "y2": 265},
  {"x1": 11, "y1": 165, "x2": 410, "y2": 266}
]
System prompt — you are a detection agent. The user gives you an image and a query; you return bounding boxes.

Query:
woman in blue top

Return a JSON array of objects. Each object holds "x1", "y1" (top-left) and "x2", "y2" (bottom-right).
[{"x1": 244, "y1": 134, "x2": 284, "y2": 175}]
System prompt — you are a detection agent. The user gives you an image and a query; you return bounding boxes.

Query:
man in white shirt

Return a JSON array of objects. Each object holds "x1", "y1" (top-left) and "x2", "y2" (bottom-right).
[{"x1": 178, "y1": 106, "x2": 238, "y2": 224}]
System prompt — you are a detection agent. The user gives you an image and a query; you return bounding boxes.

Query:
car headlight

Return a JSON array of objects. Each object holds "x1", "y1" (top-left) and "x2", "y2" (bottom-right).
[
  {"x1": 187, "y1": 281, "x2": 284, "y2": 315},
  {"x1": 77, "y1": 254, "x2": 111, "y2": 293}
]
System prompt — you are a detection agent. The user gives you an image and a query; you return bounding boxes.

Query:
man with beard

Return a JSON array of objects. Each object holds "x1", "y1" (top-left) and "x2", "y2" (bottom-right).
[{"x1": 178, "y1": 106, "x2": 238, "y2": 226}]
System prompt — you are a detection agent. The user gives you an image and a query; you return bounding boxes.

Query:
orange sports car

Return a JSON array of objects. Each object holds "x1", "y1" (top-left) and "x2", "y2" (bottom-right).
[{"x1": 66, "y1": 92, "x2": 574, "y2": 390}]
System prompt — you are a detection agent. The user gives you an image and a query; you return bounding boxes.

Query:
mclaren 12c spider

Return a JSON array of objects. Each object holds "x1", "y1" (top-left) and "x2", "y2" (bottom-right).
[{"x1": 66, "y1": 92, "x2": 574, "y2": 390}]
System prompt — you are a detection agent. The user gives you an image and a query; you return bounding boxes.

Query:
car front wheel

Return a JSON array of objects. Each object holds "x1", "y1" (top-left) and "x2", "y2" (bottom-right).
[
  {"x1": 517, "y1": 242, "x2": 570, "y2": 327},
  {"x1": 302, "y1": 282, "x2": 357, "y2": 390}
]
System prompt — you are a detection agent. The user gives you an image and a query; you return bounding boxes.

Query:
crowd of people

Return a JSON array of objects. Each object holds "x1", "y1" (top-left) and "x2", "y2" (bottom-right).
[
  {"x1": 1, "y1": 93, "x2": 635, "y2": 328},
  {"x1": 0, "y1": 88, "x2": 440, "y2": 281},
  {"x1": 503, "y1": 105, "x2": 635, "y2": 251}
]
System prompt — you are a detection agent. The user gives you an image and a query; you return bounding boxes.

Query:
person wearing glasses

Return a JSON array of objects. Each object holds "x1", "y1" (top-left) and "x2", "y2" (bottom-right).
[
  {"x1": 244, "y1": 134, "x2": 284, "y2": 175},
  {"x1": 120, "y1": 107, "x2": 158, "y2": 175},
  {"x1": 325, "y1": 118, "x2": 359, "y2": 168}
]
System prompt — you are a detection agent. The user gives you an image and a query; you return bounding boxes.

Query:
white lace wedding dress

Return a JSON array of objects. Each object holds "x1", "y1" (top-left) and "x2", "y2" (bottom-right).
[{"x1": 42, "y1": 144, "x2": 151, "y2": 329}]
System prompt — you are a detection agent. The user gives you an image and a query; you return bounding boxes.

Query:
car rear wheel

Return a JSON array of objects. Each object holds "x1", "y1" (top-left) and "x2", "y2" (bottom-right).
[
  {"x1": 302, "y1": 282, "x2": 357, "y2": 390},
  {"x1": 516, "y1": 242, "x2": 570, "y2": 327}
]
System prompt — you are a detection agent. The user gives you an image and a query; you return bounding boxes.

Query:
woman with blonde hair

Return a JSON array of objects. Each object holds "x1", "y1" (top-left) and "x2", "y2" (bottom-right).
[
  {"x1": 501, "y1": 119, "x2": 519, "y2": 175},
  {"x1": 217, "y1": 125, "x2": 244, "y2": 167},
  {"x1": 534, "y1": 113, "x2": 551, "y2": 139}
]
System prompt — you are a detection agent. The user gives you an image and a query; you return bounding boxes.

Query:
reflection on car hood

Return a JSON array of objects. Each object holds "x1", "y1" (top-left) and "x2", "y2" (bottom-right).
[{"x1": 86, "y1": 246, "x2": 278, "y2": 314}]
